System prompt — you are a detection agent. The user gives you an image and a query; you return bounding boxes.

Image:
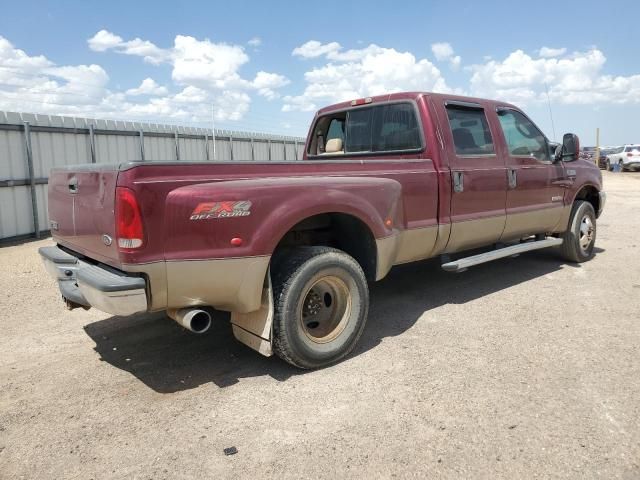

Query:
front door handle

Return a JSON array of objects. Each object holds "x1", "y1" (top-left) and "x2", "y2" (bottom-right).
[
  {"x1": 453, "y1": 171, "x2": 464, "y2": 193},
  {"x1": 508, "y1": 169, "x2": 517, "y2": 189}
]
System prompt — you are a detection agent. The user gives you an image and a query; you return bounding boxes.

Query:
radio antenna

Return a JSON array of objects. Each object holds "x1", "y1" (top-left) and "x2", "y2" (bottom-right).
[{"x1": 544, "y1": 82, "x2": 557, "y2": 141}]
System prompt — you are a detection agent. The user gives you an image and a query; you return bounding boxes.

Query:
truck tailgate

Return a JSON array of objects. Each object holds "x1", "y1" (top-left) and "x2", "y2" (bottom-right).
[{"x1": 48, "y1": 165, "x2": 120, "y2": 266}]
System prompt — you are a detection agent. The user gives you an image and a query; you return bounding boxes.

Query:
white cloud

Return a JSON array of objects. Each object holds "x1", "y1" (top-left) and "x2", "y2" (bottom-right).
[
  {"x1": 0, "y1": 33, "x2": 288, "y2": 125},
  {"x1": 125, "y1": 78, "x2": 168, "y2": 96},
  {"x1": 469, "y1": 48, "x2": 640, "y2": 106},
  {"x1": 88, "y1": 30, "x2": 289, "y2": 97},
  {"x1": 87, "y1": 30, "x2": 123, "y2": 52},
  {"x1": 88, "y1": 30, "x2": 169, "y2": 64},
  {"x1": 0, "y1": 36, "x2": 109, "y2": 112},
  {"x1": 431, "y1": 42, "x2": 461, "y2": 70},
  {"x1": 538, "y1": 47, "x2": 567, "y2": 58},
  {"x1": 170, "y1": 35, "x2": 249, "y2": 88},
  {"x1": 248, "y1": 37, "x2": 262, "y2": 47},
  {"x1": 252, "y1": 71, "x2": 290, "y2": 99},
  {"x1": 84, "y1": 30, "x2": 289, "y2": 121},
  {"x1": 284, "y1": 42, "x2": 451, "y2": 112},
  {"x1": 292, "y1": 40, "x2": 342, "y2": 59},
  {"x1": 431, "y1": 42, "x2": 454, "y2": 61}
]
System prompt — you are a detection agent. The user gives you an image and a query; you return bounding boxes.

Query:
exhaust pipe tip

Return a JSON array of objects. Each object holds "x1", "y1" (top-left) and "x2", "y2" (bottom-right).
[{"x1": 168, "y1": 308, "x2": 212, "y2": 334}]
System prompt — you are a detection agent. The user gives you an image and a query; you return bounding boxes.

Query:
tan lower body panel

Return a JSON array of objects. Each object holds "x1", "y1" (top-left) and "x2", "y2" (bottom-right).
[
  {"x1": 375, "y1": 225, "x2": 439, "y2": 279},
  {"x1": 166, "y1": 256, "x2": 270, "y2": 313},
  {"x1": 552, "y1": 204, "x2": 572, "y2": 233},
  {"x1": 444, "y1": 215, "x2": 505, "y2": 254},
  {"x1": 125, "y1": 255, "x2": 270, "y2": 313},
  {"x1": 501, "y1": 206, "x2": 569, "y2": 241}
]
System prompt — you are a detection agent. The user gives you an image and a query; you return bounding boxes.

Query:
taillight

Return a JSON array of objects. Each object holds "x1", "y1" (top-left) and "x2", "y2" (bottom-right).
[
  {"x1": 627, "y1": 153, "x2": 633, "y2": 157},
  {"x1": 116, "y1": 187, "x2": 144, "y2": 250}
]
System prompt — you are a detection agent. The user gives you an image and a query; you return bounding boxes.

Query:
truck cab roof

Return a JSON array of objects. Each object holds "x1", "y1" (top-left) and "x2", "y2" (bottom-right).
[{"x1": 316, "y1": 91, "x2": 520, "y2": 116}]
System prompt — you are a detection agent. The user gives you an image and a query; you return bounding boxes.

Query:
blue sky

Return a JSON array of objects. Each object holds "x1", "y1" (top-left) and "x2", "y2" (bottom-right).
[{"x1": 0, "y1": 0, "x2": 639, "y2": 145}]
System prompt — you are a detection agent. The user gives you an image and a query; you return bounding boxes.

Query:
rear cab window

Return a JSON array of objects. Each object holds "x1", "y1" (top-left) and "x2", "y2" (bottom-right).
[
  {"x1": 445, "y1": 104, "x2": 495, "y2": 156},
  {"x1": 308, "y1": 102, "x2": 423, "y2": 157}
]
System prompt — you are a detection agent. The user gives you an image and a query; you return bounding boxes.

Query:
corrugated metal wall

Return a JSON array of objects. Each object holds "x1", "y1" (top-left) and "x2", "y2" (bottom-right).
[{"x1": 0, "y1": 111, "x2": 306, "y2": 241}]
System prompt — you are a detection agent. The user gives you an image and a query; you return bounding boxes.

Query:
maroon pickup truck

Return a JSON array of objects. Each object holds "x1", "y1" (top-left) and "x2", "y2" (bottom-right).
[{"x1": 40, "y1": 92, "x2": 605, "y2": 369}]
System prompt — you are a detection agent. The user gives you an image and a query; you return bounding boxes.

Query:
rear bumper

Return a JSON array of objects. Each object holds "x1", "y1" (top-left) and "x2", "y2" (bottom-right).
[{"x1": 39, "y1": 246, "x2": 148, "y2": 316}]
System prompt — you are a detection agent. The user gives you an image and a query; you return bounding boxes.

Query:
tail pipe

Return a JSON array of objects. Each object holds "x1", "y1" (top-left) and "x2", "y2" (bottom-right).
[{"x1": 168, "y1": 308, "x2": 212, "y2": 334}]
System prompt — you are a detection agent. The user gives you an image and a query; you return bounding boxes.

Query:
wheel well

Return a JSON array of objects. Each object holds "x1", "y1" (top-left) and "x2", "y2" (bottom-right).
[
  {"x1": 273, "y1": 213, "x2": 377, "y2": 281},
  {"x1": 575, "y1": 186, "x2": 599, "y2": 214}
]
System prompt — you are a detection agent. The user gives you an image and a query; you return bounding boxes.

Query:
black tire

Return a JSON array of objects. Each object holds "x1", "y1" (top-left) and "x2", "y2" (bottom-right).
[
  {"x1": 606, "y1": 159, "x2": 611, "y2": 171},
  {"x1": 271, "y1": 246, "x2": 369, "y2": 369},
  {"x1": 619, "y1": 160, "x2": 625, "y2": 172},
  {"x1": 559, "y1": 201, "x2": 597, "y2": 263}
]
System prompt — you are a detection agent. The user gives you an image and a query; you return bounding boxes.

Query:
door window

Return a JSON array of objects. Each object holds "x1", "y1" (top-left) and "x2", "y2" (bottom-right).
[
  {"x1": 445, "y1": 106, "x2": 495, "y2": 156},
  {"x1": 498, "y1": 109, "x2": 550, "y2": 161}
]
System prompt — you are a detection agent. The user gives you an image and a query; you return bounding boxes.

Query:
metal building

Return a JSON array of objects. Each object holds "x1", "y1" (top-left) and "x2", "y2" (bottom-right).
[{"x1": 0, "y1": 111, "x2": 306, "y2": 242}]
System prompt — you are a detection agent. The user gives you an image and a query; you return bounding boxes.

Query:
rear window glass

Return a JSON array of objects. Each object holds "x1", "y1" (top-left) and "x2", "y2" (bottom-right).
[
  {"x1": 313, "y1": 102, "x2": 422, "y2": 156},
  {"x1": 345, "y1": 108, "x2": 373, "y2": 153},
  {"x1": 624, "y1": 146, "x2": 640, "y2": 152},
  {"x1": 445, "y1": 107, "x2": 495, "y2": 155},
  {"x1": 373, "y1": 104, "x2": 421, "y2": 152}
]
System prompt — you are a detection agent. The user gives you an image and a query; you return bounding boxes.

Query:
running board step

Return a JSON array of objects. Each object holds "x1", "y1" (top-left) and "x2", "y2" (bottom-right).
[{"x1": 441, "y1": 237, "x2": 563, "y2": 273}]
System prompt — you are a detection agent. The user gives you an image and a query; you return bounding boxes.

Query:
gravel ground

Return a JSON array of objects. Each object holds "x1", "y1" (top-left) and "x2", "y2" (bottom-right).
[{"x1": 1, "y1": 171, "x2": 639, "y2": 479}]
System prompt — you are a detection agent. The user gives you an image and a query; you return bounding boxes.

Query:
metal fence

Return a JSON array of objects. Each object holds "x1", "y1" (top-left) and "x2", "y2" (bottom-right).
[{"x1": 0, "y1": 111, "x2": 306, "y2": 242}]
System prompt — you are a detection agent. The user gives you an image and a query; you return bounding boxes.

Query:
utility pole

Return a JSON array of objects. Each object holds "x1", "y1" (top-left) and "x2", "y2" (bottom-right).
[
  {"x1": 211, "y1": 102, "x2": 217, "y2": 161},
  {"x1": 594, "y1": 128, "x2": 600, "y2": 166}
]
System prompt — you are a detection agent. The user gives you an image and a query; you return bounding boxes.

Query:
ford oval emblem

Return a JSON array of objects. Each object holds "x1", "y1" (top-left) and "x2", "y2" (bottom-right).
[{"x1": 102, "y1": 234, "x2": 113, "y2": 246}]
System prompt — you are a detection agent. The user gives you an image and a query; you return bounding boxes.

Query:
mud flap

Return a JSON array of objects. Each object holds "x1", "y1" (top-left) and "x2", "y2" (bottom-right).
[{"x1": 230, "y1": 271, "x2": 273, "y2": 357}]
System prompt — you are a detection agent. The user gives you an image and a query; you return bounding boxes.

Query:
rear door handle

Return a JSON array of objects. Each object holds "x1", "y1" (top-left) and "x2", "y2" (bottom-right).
[
  {"x1": 508, "y1": 169, "x2": 517, "y2": 189},
  {"x1": 68, "y1": 177, "x2": 78, "y2": 194},
  {"x1": 453, "y1": 171, "x2": 464, "y2": 193}
]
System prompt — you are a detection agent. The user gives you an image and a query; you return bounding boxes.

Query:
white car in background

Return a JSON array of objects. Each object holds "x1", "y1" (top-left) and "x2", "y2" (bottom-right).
[{"x1": 606, "y1": 145, "x2": 640, "y2": 171}]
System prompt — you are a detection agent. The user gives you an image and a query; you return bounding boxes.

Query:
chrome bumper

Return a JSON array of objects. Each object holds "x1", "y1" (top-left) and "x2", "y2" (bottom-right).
[
  {"x1": 39, "y1": 246, "x2": 148, "y2": 316},
  {"x1": 598, "y1": 191, "x2": 607, "y2": 217}
]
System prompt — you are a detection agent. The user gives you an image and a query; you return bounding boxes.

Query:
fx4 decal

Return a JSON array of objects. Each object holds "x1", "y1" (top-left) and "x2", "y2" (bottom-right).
[{"x1": 190, "y1": 201, "x2": 252, "y2": 220}]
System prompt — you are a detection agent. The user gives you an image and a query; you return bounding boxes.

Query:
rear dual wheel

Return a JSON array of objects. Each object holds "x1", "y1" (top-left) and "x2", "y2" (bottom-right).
[{"x1": 271, "y1": 246, "x2": 369, "y2": 369}]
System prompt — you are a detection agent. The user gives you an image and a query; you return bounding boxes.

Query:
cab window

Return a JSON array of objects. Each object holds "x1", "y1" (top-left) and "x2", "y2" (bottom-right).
[
  {"x1": 309, "y1": 102, "x2": 422, "y2": 156},
  {"x1": 498, "y1": 109, "x2": 550, "y2": 161},
  {"x1": 373, "y1": 103, "x2": 421, "y2": 152},
  {"x1": 445, "y1": 106, "x2": 495, "y2": 156},
  {"x1": 345, "y1": 108, "x2": 373, "y2": 153}
]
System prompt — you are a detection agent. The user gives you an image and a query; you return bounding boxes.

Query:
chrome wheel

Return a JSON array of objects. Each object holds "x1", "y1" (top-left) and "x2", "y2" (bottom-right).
[
  {"x1": 299, "y1": 276, "x2": 352, "y2": 344},
  {"x1": 579, "y1": 214, "x2": 595, "y2": 252}
]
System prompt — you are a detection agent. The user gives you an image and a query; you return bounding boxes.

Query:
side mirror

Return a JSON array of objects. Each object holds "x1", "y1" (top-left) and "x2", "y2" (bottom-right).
[{"x1": 560, "y1": 133, "x2": 580, "y2": 162}]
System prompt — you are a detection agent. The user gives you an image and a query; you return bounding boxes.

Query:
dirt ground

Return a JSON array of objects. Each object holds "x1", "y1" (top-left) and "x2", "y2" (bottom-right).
[{"x1": 1, "y1": 171, "x2": 639, "y2": 479}]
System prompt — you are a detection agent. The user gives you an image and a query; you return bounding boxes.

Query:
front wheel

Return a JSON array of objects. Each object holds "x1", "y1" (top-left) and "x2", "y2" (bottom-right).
[
  {"x1": 271, "y1": 246, "x2": 369, "y2": 369},
  {"x1": 559, "y1": 201, "x2": 597, "y2": 263}
]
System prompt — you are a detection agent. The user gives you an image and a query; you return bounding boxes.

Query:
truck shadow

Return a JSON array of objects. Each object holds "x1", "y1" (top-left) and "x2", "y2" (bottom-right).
[{"x1": 83, "y1": 248, "x2": 603, "y2": 393}]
